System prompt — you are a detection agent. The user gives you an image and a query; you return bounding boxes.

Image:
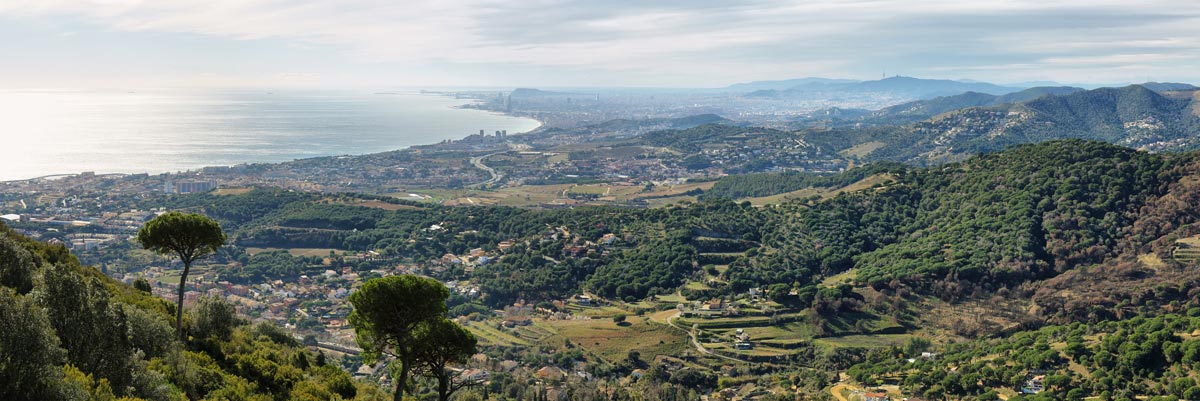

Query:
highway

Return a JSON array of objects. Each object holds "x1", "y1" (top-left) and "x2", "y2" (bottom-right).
[{"x1": 467, "y1": 152, "x2": 505, "y2": 189}]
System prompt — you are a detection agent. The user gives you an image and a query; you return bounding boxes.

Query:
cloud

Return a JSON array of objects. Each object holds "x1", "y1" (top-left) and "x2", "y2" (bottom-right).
[{"x1": 1, "y1": 0, "x2": 1199, "y2": 85}]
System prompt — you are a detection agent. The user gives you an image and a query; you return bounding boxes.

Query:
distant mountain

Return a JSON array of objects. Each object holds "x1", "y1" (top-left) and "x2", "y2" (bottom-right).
[
  {"x1": 725, "y1": 77, "x2": 859, "y2": 92},
  {"x1": 746, "y1": 76, "x2": 1023, "y2": 101},
  {"x1": 868, "y1": 86, "x2": 1085, "y2": 122},
  {"x1": 859, "y1": 85, "x2": 1200, "y2": 164},
  {"x1": 793, "y1": 86, "x2": 1084, "y2": 128},
  {"x1": 845, "y1": 76, "x2": 1020, "y2": 97},
  {"x1": 1139, "y1": 82, "x2": 1199, "y2": 92},
  {"x1": 509, "y1": 88, "x2": 575, "y2": 97}
]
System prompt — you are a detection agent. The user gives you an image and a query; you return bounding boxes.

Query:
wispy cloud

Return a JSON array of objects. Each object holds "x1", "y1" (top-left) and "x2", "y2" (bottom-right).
[{"x1": 1, "y1": 0, "x2": 1198, "y2": 86}]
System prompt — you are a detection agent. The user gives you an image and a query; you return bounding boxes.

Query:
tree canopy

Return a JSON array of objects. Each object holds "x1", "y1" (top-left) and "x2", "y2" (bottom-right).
[
  {"x1": 136, "y1": 211, "x2": 226, "y2": 333},
  {"x1": 348, "y1": 275, "x2": 450, "y2": 401},
  {"x1": 412, "y1": 318, "x2": 479, "y2": 401}
]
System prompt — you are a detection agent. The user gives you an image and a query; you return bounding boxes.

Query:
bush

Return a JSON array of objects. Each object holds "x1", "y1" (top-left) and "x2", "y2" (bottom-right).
[{"x1": 192, "y1": 296, "x2": 239, "y2": 341}]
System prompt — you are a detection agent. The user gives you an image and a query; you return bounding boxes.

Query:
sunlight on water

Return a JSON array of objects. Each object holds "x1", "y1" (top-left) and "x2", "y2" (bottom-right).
[{"x1": 0, "y1": 90, "x2": 539, "y2": 181}]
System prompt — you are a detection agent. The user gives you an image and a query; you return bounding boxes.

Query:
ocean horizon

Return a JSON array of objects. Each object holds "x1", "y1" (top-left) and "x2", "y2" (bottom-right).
[{"x1": 0, "y1": 89, "x2": 540, "y2": 181}]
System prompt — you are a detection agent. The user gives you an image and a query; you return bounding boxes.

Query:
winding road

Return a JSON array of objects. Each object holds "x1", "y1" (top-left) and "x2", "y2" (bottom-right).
[
  {"x1": 468, "y1": 152, "x2": 505, "y2": 189},
  {"x1": 663, "y1": 311, "x2": 749, "y2": 364}
]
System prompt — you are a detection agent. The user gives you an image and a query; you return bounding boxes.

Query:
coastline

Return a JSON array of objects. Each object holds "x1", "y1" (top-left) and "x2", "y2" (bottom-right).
[{"x1": 0, "y1": 91, "x2": 544, "y2": 183}]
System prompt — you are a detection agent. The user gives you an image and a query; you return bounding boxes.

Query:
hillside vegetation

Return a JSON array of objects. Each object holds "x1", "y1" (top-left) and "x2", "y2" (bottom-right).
[
  {"x1": 0, "y1": 224, "x2": 382, "y2": 401},
  {"x1": 140, "y1": 141, "x2": 1200, "y2": 322},
  {"x1": 50, "y1": 139, "x2": 1200, "y2": 399}
]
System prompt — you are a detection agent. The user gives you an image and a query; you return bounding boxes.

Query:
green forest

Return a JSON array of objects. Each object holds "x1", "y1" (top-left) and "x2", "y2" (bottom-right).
[
  {"x1": 12, "y1": 139, "x2": 1200, "y2": 399},
  {"x1": 0, "y1": 224, "x2": 385, "y2": 401},
  {"x1": 149, "y1": 141, "x2": 1200, "y2": 316}
]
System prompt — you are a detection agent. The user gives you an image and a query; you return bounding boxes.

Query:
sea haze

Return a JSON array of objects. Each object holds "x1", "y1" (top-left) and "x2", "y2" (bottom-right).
[{"x1": 0, "y1": 90, "x2": 540, "y2": 181}]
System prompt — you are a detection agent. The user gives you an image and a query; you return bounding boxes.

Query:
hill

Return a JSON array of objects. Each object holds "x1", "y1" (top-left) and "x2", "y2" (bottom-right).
[
  {"x1": 28, "y1": 140, "x2": 1200, "y2": 400},
  {"x1": 831, "y1": 85, "x2": 1200, "y2": 164},
  {"x1": 141, "y1": 141, "x2": 1200, "y2": 318},
  {"x1": 1139, "y1": 81, "x2": 1199, "y2": 92},
  {"x1": 724, "y1": 77, "x2": 860, "y2": 92},
  {"x1": 748, "y1": 76, "x2": 1022, "y2": 100},
  {"x1": 793, "y1": 86, "x2": 1085, "y2": 128},
  {"x1": 508, "y1": 87, "x2": 576, "y2": 97},
  {"x1": 730, "y1": 140, "x2": 1199, "y2": 297},
  {"x1": 0, "y1": 223, "x2": 381, "y2": 400}
]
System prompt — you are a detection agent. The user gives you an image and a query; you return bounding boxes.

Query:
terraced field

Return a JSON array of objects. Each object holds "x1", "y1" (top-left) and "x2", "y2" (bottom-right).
[
  {"x1": 541, "y1": 317, "x2": 689, "y2": 362},
  {"x1": 462, "y1": 320, "x2": 531, "y2": 347},
  {"x1": 1175, "y1": 236, "x2": 1200, "y2": 261}
]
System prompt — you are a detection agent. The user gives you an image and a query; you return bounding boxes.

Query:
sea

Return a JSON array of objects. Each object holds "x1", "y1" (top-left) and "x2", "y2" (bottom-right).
[{"x1": 0, "y1": 89, "x2": 540, "y2": 182}]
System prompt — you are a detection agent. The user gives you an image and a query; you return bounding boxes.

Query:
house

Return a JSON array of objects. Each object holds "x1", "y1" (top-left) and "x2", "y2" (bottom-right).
[
  {"x1": 562, "y1": 245, "x2": 588, "y2": 256},
  {"x1": 498, "y1": 360, "x2": 520, "y2": 372},
  {"x1": 501, "y1": 317, "x2": 532, "y2": 328},
  {"x1": 599, "y1": 233, "x2": 617, "y2": 245},
  {"x1": 460, "y1": 369, "x2": 489, "y2": 383},
  {"x1": 1022, "y1": 375, "x2": 1046, "y2": 394},
  {"x1": 863, "y1": 392, "x2": 888, "y2": 401},
  {"x1": 354, "y1": 363, "x2": 380, "y2": 379},
  {"x1": 630, "y1": 369, "x2": 645, "y2": 381},
  {"x1": 576, "y1": 295, "x2": 592, "y2": 305},
  {"x1": 536, "y1": 366, "x2": 566, "y2": 381},
  {"x1": 734, "y1": 341, "x2": 754, "y2": 350},
  {"x1": 701, "y1": 299, "x2": 724, "y2": 311}
]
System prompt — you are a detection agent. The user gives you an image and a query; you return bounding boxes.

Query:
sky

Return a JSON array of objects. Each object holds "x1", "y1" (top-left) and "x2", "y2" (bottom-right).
[{"x1": 1, "y1": 0, "x2": 1199, "y2": 89}]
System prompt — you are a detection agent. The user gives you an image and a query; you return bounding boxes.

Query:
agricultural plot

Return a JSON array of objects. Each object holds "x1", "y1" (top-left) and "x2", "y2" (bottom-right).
[{"x1": 541, "y1": 317, "x2": 689, "y2": 363}]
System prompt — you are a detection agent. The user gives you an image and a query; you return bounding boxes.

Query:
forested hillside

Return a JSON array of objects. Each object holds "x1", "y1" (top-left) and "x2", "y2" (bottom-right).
[
  {"x1": 142, "y1": 141, "x2": 1200, "y2": 319},
  {"x1": 23, "y1": 140, "x2": 1200, "y2": 399},
  {"x1": 848, "y1": 314, "x2": 1200, "y2": 399},
  {"x1": 0, "y1": 224, "x2": 382, "y2": 401},
  {"x1": 730, "y1": 140, "x2": 1199, "y2": 305},
  {"x1": 863, "y1": 85, "x2": 1200, "y2": 164}
]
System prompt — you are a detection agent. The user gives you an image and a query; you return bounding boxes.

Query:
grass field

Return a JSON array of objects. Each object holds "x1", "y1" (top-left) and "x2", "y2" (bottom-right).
[
  {"x1": 351, "y1": 200, "x2": 421, "y2": 210},
  {"x1": 245, "y1": 247, "x2": 342, "y2": 257},
  {"x1": 813, "y1": 334, "x2": 912, "y2": 349},
  {"x1": 565, "y1": 184, "x2": 618, "y2": 196},
  {"x1": 463, "y1": 320, "x2": 531, "y2": 347},
  {"x1": 212, "y1": 187, "x2": 254, "y2": 196},
  {"x1": 821, "y1": 269, "x2": 858, "y2": 287},
  {"x1": 1138, "y1": 253, "x2": 1167, "y2": 268},
  {"x1": 565, "y1": 304, "x2": 631, "y2": 318},
  {"x1": 541, "y1": 317, "x2": 689, "y2": 362},
  {"x1": 654, "y1": 293, "x2": 688, "y2": 303},
  {"x1": 839, "y1": 141, "x2": 886, "y2": 158},
  {"x1": 745, "y1": 173, "x2": 896, "y2": 206}
]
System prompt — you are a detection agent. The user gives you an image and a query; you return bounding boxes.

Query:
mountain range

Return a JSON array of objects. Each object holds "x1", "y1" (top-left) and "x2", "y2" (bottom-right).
[
  {"x1": 740, "y1": 76, "x2": 1023, "y2": 99},
  {"x1": 787, "y1": 84, "x2": 1200, "y2": 165}
]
